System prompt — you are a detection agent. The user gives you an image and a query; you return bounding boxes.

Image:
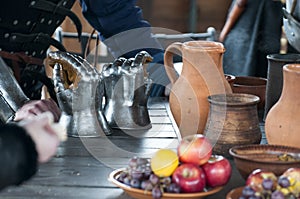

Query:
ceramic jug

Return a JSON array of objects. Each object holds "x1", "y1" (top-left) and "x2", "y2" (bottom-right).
[
  {"x1": 164, "y1": 41, "x2": 232, "y2": 137},
  {"x1": 264, "y1": 53, "x2": 300, "y2": 120},
  {"x1": 265, "y1": 64, "x2": 300, "y2": 148}
]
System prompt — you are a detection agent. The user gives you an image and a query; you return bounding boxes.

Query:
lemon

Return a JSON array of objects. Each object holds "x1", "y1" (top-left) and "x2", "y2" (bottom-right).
[{"x1": 150, "y1": 149, "x2": 179, "y2": 177}]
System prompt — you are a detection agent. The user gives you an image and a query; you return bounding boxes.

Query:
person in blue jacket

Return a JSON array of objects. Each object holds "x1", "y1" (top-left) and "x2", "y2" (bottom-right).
[{"x1": 79, "y1": 0, "x2": 168, "y2": 96}]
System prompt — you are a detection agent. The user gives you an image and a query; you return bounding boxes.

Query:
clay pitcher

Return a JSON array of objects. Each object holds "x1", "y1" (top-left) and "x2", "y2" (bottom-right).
[
  {"x1": 164, "y1": 41, "x2": 232, "y2": 137},
  {"x1": 264, "y1": 53, "x2": 300, "y2": 120},
  {"x1": 265, "y1": 64, "x2": 300, "y2": 148}
]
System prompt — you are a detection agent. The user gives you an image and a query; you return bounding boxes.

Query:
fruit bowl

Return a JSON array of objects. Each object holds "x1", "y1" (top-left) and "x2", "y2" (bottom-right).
[
  {"x1": 226, "y1": 186, "x2": 244, "y2": 199},
  {"x1": 229, "y1": 144, "x2": 300, "y2": 179},
  {"x1": 108, "y1": 168, "x2": 223, "y2": 199}
]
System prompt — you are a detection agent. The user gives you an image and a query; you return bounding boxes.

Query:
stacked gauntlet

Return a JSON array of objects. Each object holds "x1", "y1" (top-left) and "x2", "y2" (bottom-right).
[
  {"x1": 102, "y1": 51, "x2": 153, "y2": 130},
  {"x1": 47, "y1": 51, "x2": 153, "y2": 137}
]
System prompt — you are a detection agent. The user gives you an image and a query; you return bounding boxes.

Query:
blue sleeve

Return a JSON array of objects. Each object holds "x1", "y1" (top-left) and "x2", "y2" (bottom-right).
[
  {"x1": 79, "y1": 0, "x2": 169, "y2": 97},
  {"x1": 80, "y1": 0, "x2": 151, "y2": 39}
]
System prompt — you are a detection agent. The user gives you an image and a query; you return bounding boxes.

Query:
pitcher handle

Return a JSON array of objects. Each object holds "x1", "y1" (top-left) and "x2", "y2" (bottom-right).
[{"x1": 164, "y1": 42, "x2": 183, "y2": 85}]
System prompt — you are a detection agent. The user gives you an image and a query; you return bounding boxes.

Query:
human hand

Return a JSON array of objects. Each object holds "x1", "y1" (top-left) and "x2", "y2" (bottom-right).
[
  {"x1": 18, "y1": 112, "x2": 66, "y2": 163},
  {"x1": 14, "y1": 98, "x2": 61, "y2": 122}
]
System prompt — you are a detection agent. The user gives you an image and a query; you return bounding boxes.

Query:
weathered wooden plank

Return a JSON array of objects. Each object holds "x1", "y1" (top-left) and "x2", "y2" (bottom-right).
[
  {"x1": 56, "y1": 137, "x2": 179, "y2": 158},
  {"x1": 0, "y1": 97, "x2": 182, "y2": 198},
  {"x1": 0, "y1": 185, "x2": 129, "y2": 199},
  {"x1": 148, "y1": 109, "x2": 168, "y2": 116},
  {"x1": 150, "y1": 116, "x2": 172, "y2": 124}
]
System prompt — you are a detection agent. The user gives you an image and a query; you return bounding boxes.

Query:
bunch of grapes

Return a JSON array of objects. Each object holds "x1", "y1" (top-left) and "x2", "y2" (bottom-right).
[
  {"x1": 117, "y1": 157, "x2": 181, "y2": 199},
  {"x1": 239, "y1": 176, "x2": 300, "y2": 199}
]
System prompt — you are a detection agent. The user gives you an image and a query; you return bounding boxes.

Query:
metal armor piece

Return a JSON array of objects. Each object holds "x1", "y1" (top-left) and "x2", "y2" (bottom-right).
[
  {"x1": 283, "y1": 0, "x2": 300, "y2": 52},
  {"x1": 48, "y1": 51, "x2": 112, "y2": 137},
  {"x1": 0, "y1": 58, "x2": 30, "y2": 123},
  {"x1": 102, "y1": 51, "x2": 153, "y2": 130}
]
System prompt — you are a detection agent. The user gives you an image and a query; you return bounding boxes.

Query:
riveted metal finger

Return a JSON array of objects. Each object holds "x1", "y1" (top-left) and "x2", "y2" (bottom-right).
[{"x1": 53, "y1": 63, "x2": 65, "y2": 93}]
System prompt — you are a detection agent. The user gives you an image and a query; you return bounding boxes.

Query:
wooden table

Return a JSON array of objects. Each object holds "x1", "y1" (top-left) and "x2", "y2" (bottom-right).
[{"x1": 0, "y1": 97, "x2": 266, "y2": 199}]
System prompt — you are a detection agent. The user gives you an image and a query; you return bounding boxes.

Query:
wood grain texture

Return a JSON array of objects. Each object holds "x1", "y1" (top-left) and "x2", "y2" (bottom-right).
[{"x1": 0, "y1": 97, "x2": 267, "y2": 198}]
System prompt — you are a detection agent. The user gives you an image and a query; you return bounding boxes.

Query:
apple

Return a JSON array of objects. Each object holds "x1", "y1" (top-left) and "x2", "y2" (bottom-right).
[
  {"x1": 172, "y1": 163, "x2": 206, "y2": 193},
  {"x1": 246, "y1": 169, "x2": 277, "y2": 192},
  {"x1": 177, "y1": 134, "x2": 213, "y2": 166},
  {"x1": 202, "y1": 155, "x2": 232, "y2": 187}
]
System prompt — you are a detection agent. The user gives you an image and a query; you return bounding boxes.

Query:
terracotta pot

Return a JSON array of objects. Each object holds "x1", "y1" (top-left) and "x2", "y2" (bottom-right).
[
  {"x1": 224, "y1": 74, "x2": 236, "y2": 88},
  {"x1": 265, "y1": 64, "x2": 300, "y2": 148},
  {"x1": 164, "y1": 41, "x2": 232, "y2": 137},
  {"x1": 204, "y1": 93, "x2": 261, "y2": 158},
  {"x1": 264, "y1": 53, "x2": 300, "y2": 120},
  {"x1": 231, "y1": 76, "x2": 267, "y2": 110}
]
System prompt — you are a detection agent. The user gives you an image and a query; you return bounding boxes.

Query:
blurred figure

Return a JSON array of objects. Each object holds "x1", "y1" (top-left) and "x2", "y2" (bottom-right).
[
  {"x1": 222, "y1": 0, "x2": 283, "y2": 78},
  {"x1": 79, "y1": 0, "x2": 169, "y2": 96}
]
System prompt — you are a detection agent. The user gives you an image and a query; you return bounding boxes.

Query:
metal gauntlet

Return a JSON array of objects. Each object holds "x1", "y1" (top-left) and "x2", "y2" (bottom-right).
[
  {"x1": 0, "y1": 57, "x2": 30, "y2": 123},
  {"x1": 48, "y1": 51, "x2": 112, "y2": 137},
  {"x1": 102, "y1": 51, "x2": 153, "y2": 130}
]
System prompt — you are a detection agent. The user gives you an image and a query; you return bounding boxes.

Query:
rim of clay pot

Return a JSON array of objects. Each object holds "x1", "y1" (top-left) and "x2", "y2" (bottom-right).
[
  {"x1": 267, "y1": 53, "x2": 300, "y2": 62},
  {"x1": 183, "y1": 40, "x2": 225, "y2": 52},
  {"x1": 284, "y1": 64, "x2": 300, "y2": 73},
  {"x1": 224, "y1": 74, "x2": 236, "y2": 81},
  {"x1": 233, "y1": 76, "x2": 267, "y2": 87},
  {"x1": 229, "y1": 144, "x2": 300, "y2": 164},
  {"x1": 207, "y1": 93, "x2": 260, "y2": 106}
]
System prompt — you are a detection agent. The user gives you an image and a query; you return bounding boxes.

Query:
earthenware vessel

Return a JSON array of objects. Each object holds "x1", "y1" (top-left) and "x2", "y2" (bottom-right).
[
  {"x1": 231, "y1": 76, "x2": 267, "y2": 110},
  {"x1": 264, "y1": 53, "x2": 300, "y2": 120},
  {"x1": 164, "y1": 41, "x2": 232, "y2": 137},
  {"x1": 204, "y1": 93, "x2": 261, "y2": 157},
  {"x1": 265, "y1": 64, "x2": 300, "y2": 148}
]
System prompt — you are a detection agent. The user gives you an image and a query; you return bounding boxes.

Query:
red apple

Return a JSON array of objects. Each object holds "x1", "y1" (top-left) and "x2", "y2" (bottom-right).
[
  {"x1": 172, "y1": 163, "x2": 206, "y2": 193},
  {"x1": 202, "y1": 155, "x2": 232, "y2": 187},
  {"x1": 282, "y1": 168, "x2": 300, "y2": 182},
  {"x1": 246, "y1": 169, "x2": 277, "y2": 192},
  {"x1": 178, "y1": 134, "x2": 213, "y2": 166}
]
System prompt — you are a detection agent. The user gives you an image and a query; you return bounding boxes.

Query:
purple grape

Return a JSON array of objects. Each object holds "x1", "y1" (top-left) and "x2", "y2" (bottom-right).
[
  {"x1": 262, "y1": 178, "x2": 274, "y2": 190},
  {"x1": 128, "y1": 157, "x2": 138, "y2": 168},
  {"x1": 242, "y1": 186, "x2": 255, "y2": 197},
  {"x1": 141, "y1": 180, "x2": 153, "y2": 191},
  {"x1": 271, "y1": 190, "x2": 285, "y2": 199},
  {"x1": 152, "y1": 186, "x2": 163, "y2": 199},
  {"x1": 123, "y1": 176, "x2": 131, "y2": 186},
  {"x1": 149, "y1": 174, "x2": 160, "y2": 185},
  {"x1": 137, "y1": 158, "x2": 149, "y2": 165},
  {"x1": 143, "y1": 167, "x2": 152, "y2": 179},
  {"x1": 166, "y1": 183, "x2": 181, "y2": 193},
  {"x1": 131, "y1": 170, "x2": 143, "y2": 180},
  {"x1": 160, "y1": 177, "x2": 171, "y2": 185},
  {"x1": 130, "y1": 178, "x2": 141, "y2": 189},
  {"x1": 278, "y1": 176, "x2": 290, "y2": 188}
]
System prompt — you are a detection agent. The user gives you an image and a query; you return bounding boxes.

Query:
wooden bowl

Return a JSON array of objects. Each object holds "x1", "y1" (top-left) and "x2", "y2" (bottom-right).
[
  {"x1": 231, "y1": 76, "x2": 267, "y2": 110},
  {"x1": 108, "y1": 168, "x2": 223, "y2": 199},
  {"x1": 226, "y1": 186, "x2": 244, "y2": 199},
  {"x1": 229, "y1": 144, "x2": 300, "y2": 180}
]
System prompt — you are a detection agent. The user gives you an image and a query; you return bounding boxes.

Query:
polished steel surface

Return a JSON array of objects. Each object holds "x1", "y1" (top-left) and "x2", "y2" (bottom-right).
[{"x1": 102, "y1": 51, "x2": 153, "y2": 130}]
